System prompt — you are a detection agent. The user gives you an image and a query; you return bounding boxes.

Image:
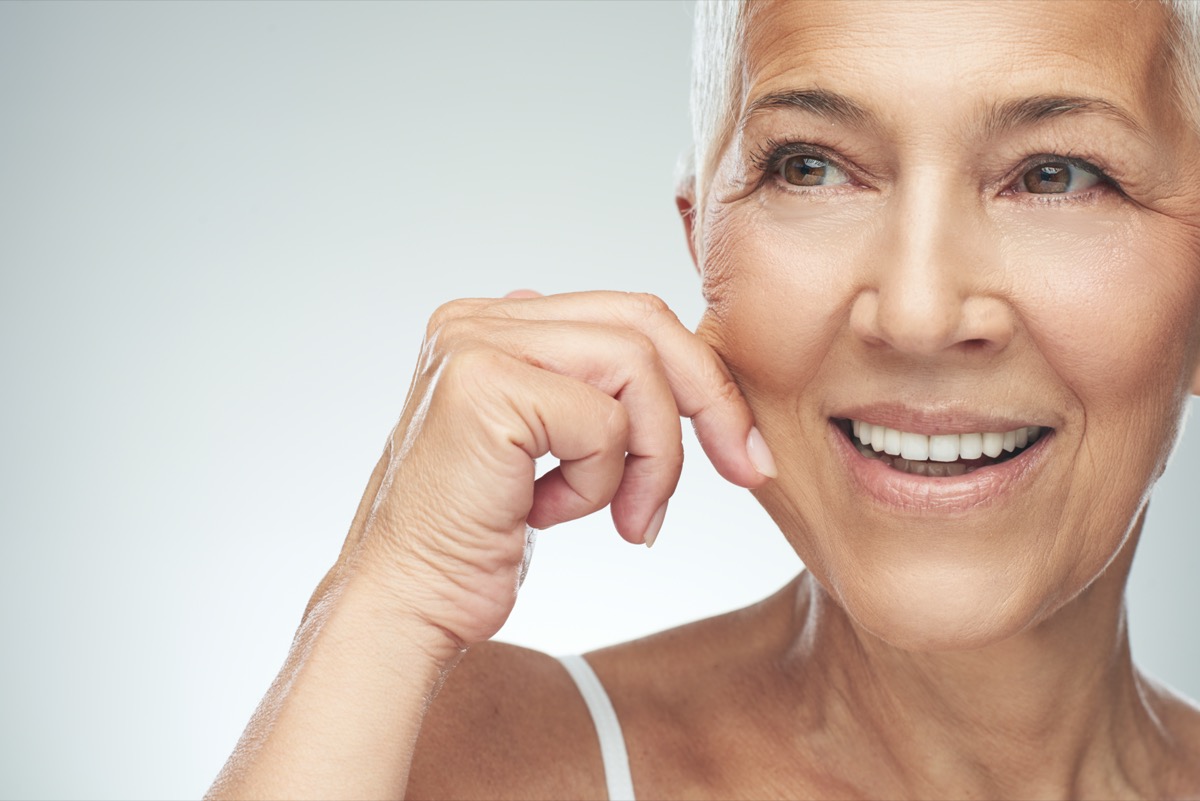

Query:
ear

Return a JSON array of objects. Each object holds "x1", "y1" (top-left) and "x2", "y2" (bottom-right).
[{"x1": 675, "y1": 192, "x2": 700, "y2": 275}]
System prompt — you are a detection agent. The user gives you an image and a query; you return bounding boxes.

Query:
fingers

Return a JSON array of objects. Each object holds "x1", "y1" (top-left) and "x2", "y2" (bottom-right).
[
  {"x1": 424, "y1": 290, "x2": 776, "y2": 547},
  {"x1": 489, "y1": 319, "x2": 685, "y2": 541},
  {"x1": 493, "y1": 357, "x2": 633, "y2": 532},
  {"x1": 428, "y1": 315, "x2": 683, "y2": 542},
  {"x1": 476, "y1": 291, "x2": 775, "y2": 487}
]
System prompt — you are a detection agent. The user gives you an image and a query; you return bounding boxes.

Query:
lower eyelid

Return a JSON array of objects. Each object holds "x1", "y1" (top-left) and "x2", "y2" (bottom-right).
[
  {"x1": 1003, "y1": 184, "x2": 1113, "y2": 206},
  {"x1": 762, "y1": 180, "x2": 861, "y2": 200}
]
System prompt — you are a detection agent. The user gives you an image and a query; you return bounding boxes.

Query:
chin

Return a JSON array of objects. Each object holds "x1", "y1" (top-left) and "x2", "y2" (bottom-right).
[
  {"x1": 798, "y1": 533, "x2": 1092, "y2": 653},
  {"x1": 754, "y1": 419, "x2": 1151, "y2": 654},
  {"x1": 837, "y1": 574, "x2": 1039, "y2": 653}
]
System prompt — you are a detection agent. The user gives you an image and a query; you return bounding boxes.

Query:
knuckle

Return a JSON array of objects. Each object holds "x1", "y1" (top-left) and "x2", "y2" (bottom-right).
[
  {"x1": 711, "y1": 374, "x2": 745, "y2": 410},
  {"x1": 437, "y1": 345, "x2": 505, "y2": 389},
  {"x1": 668, "y1": 439, "x2": 685, "y2": 470},
  {"x1": 432, "y1": 314, "x2": 478, "y2": 346},
  {"x1": 601, "y1": 397, "x2": 632, "y2": 444},
  {"x1": 426, "y1": 298, "x2": 485, "y2": 339},
  {"x1": 618, "y1": 328, "x2": 659, "y2": 366},
  {"x1": 419, "y1": 314, "x2": 484, "y2": 375},
  {"x1": 626, "y1": 291, "x2": 672, "y2": 320}
]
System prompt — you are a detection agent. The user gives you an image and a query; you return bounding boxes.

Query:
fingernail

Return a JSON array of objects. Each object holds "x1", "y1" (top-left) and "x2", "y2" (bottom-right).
[
  {"x1": 746, "y1": 426, "x2": 778, "y2": 478},
  {"x1": 504, "y1": 289, "x2": 542, "y2": 299},
  {"x1": 643, "y1": 501, "x2": 669, "y2": 548}
]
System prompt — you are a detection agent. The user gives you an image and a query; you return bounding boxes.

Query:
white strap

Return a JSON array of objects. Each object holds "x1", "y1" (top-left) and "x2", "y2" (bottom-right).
[{"x1": 558, "y1": 655, "x2": 636, "y2": 801}]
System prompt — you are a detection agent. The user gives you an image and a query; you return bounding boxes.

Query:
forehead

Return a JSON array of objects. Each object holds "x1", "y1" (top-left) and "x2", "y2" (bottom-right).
[{"x1": 741, "y1": 0, "x2": 1175, "y2": 132}]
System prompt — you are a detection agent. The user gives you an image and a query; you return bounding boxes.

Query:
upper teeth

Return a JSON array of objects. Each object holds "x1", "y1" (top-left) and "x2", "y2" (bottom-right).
[{"x1": 850, "y1": 420, "x2": 1042, "y2": 462}]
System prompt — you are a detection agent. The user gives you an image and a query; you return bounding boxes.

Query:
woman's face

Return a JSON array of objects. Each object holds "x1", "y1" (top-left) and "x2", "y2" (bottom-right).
[{"x1": 695, "y1": 0, "x2": 1200, "y2": 650}]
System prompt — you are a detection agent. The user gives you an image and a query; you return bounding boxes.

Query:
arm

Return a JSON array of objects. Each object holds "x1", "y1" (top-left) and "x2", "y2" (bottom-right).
[
  {"x1": 206, "y1": 576, "x2": 459, "y2": 799},
  {"x1": 206, "y1": 291, "x2": 773, "y2": 800},
  {"x1": 207, "y1": 444, "x2": 468, "y2": 800}
]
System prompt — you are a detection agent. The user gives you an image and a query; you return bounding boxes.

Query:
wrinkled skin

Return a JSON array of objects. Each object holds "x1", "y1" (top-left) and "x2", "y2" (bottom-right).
[
  {"x1": 691, "y1": 0, "x2": 1200, "y2": 651},
  {"x1": 212, "y1": 3, "x2": 1200, "y2": 799}
]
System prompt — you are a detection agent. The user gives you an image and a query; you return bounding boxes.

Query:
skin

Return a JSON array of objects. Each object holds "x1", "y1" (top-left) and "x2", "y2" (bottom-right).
[{"x1": 209, "y1": 2, "x2": 1200, "y2": 799}]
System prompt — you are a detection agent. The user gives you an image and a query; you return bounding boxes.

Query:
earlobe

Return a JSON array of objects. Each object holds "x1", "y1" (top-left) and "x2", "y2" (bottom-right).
[{"x1": 675, "y1": 193, "x2": 700, "y2": 275}]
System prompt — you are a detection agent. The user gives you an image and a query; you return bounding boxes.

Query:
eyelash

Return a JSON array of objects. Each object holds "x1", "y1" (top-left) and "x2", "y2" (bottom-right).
[
  {"x1": 748, "y1": 138, "x2": 851, "y2": 189},
  {"x1": 747, "y1": 138, "x2": 1121, "y2": 203},
  {"x1": 1002, "y1": 153, "x2": 1118, "y2": 202}
]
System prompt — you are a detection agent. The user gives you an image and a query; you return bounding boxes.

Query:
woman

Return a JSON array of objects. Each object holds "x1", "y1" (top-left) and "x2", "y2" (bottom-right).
[{"x1": 209, "y1": 1, "x2": 1200, "y2": 797}]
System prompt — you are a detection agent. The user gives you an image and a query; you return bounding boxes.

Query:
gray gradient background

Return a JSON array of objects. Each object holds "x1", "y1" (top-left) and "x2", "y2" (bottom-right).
[{"x1": 0, "y1": 2, "x2": 1196, "y2": 798}]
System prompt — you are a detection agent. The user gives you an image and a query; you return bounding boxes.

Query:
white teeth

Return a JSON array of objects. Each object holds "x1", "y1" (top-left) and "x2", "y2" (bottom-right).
[
  {"x1": 849, "y1": 420, "x2": 1043, "y2": 464},
  {"x1": 928, "y1": 434, "x2": 959, "y2": 463},
  {"x1": 959, "y1": 432, "x2": 983, "y2": 460},
  {"x1": 900, "y1": 431, "x2": 929, "y2": 461},
  {"x1": 870, "y1": 424, "x2": 886, "y2": 452}
]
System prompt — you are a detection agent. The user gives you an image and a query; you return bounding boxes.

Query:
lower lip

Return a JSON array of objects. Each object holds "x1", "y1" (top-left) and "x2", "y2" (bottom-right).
[{"x1": 829, "y1": 421, "x2": 1053, "y2": 515}]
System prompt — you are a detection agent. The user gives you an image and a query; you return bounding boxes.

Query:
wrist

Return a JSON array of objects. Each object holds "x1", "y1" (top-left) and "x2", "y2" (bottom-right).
[{"x1": 305, "y1": 564, "x2": 469, "y2": 670}]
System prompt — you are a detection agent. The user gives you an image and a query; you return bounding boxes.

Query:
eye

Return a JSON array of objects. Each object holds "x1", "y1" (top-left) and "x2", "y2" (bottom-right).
[
  {"x1": 779, "y1": 154, "x2": 850, "y2": 187},
  {"x1": 1015, "y1": 159, "x2": 1104, "y2": 195}
]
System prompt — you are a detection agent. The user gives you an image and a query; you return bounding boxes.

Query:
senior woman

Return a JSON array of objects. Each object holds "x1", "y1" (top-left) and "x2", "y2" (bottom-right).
[{"x1": 209, "y1": 0, "x2": 1200, "y2": 798}]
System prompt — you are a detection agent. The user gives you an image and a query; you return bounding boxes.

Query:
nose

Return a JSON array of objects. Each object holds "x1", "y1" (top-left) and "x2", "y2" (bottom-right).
[{"x1": 850, "y1": 178, "x2": 1014, "y2": 357}]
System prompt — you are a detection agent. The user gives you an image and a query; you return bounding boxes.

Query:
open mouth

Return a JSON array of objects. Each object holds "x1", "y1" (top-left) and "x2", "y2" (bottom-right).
[{"x1": 834, "y1": 418, "x2": 1050, "y2": 477}]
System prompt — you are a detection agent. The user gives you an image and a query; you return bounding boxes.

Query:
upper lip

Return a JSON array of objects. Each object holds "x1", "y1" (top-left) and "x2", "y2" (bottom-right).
[{"x1": 830, "y1": 402, "x2": 1059, "y2": 436}]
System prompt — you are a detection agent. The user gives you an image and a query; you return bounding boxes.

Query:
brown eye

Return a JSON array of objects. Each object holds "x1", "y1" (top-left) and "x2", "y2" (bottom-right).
[
  {"x1": 1019, "y1": 161, "x2": 1102, "y2": 194},
  {"x1": 780, "y1": 155, "x2": 848, "y2": 187}
]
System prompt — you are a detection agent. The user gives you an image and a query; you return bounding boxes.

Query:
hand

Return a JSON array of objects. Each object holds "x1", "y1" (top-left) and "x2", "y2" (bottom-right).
[{"x1": 317, "y1": 290, "x2": 776, "y2": 661}]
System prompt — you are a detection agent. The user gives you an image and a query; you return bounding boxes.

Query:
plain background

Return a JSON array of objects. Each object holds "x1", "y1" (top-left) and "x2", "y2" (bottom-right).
[{"x1": 1, "y1": 2, "x2": 1196, "y2": 798}]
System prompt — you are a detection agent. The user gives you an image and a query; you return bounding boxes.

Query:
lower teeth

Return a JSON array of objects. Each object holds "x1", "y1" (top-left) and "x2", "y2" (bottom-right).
[{"x1": 880, "y1": 455, "x2": 971, "y2": 477}]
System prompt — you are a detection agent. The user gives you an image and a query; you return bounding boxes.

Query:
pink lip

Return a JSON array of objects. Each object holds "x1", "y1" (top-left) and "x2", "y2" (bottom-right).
[
  {"x1": 829, "y1": 420, "x2": 1054, "y2": 515},
  {"x1": 831, "y1": 402, "x2": 1057, "y2": 436}
]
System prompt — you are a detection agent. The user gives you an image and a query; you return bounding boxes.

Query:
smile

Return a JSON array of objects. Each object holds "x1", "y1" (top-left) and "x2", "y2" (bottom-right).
[{"x1": 838, "y1": 419, "x2": 1049, "y2": 477}]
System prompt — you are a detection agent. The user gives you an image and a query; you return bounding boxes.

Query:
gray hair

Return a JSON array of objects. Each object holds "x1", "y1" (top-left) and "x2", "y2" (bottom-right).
[{"x1": 681, "y1": 0, "x2": 1200, "y2": 240}]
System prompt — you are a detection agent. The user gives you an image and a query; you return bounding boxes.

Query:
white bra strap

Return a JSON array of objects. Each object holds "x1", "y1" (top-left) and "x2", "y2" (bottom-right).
[{"x1": 557, "y1": 654, "x2": 636, "y2": 801}]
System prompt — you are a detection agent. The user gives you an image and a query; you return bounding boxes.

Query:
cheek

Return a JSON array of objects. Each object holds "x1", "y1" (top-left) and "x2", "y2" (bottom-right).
[
  {"x1": 697, "y1": 197, "x2": 878, "y2": 400},
  {"x1": 1006, "y1": 211, "x2": 1200, "y2": 445},
  {"x1": 996, "y1": 212, "x2": 1200, "y2": 592}
]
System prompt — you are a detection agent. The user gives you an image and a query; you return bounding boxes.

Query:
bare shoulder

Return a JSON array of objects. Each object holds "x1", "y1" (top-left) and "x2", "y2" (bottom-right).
[
  {"x1": 580, "y1": 582, "x2": 802, "y2": 799},
  {"x1": 408, "y1": 581, "x2": 799, "y2": 801},
  {"x1": 406, "y1": 641, "x2": 607, "y2": 801},
  {"x1": 1140, "y1": 674, "x2": 1200, "y2": 795}
]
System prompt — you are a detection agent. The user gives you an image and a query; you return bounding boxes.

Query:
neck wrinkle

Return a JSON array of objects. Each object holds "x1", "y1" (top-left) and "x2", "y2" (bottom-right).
[{"x1": 778, "y1": 529, "x2": 1164, "y2": 799}]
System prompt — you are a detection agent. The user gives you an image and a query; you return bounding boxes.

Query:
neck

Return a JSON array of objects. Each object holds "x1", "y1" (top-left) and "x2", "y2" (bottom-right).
[{"x1": 778, "y1": 517, "x2": 1167, "y2": 799}]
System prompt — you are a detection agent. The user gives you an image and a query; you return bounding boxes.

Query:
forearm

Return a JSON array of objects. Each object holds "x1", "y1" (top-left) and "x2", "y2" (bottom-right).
[{"x1": 206, "y1": 576, "x2": 463, "y2": 801}]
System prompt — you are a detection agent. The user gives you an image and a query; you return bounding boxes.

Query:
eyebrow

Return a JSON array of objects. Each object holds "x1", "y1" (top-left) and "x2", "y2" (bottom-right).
[
  {"x1": 741, "y1": 88, "x2": 1150, "y2": 142},
  {"x1": 982, "y1": 95, "x2": 1150, "y2": 142},
  {"x1": 741, "y1": 88, "x2": 875, "y2": 131}
]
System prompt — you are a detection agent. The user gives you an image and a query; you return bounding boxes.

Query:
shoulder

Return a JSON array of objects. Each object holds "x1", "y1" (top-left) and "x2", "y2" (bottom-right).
[
  {"x1": 579, "y1": 587, "x2": 803, "y2": 798},
  {"x1": 406, "y1": 641, "x2": 607, "y2": 801},
  {"x1": 1140, "y1": 674, "x2": 1200, "y2": 796},
  {"x1": 407, "y1": 581, "x2": 799, "y2": 800}
]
